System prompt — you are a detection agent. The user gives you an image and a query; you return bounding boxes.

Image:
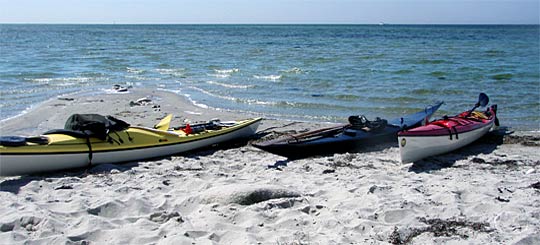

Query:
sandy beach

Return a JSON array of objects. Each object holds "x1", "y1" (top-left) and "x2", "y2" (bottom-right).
[{"x1": 0, "y1": 89, "x2": 539, "y2": 244}]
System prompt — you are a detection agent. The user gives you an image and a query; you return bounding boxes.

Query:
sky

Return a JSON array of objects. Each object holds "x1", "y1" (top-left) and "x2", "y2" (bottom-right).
[{"x1": 0, "y1": 0, "x2": 538, "y2": 24}]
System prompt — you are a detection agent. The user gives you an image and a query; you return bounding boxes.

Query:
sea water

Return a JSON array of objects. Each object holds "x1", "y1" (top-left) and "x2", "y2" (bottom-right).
[{"x1": 0, "y1": 25, "x2": 538, "y2": 130}]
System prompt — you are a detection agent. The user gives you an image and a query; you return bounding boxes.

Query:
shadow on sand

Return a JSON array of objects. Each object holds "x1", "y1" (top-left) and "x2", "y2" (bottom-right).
[
  {"x1": 0, "y1": 161, "x2": 141, "y2": 194},
  {"x1": 0, "y1": 138, "x2": 255, "y2": 194},
  {"x1": 264, "y1": 140, "x2": 399, "y2": 168}
]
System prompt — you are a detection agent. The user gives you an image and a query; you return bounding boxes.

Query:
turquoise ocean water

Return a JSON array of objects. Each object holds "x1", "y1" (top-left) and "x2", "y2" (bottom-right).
[{"x1": 0, "y1": 25, "x2": 538, "y2": 130}]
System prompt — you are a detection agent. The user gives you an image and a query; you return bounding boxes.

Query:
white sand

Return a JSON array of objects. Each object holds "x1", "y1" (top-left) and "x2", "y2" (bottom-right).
[{"x1": 1, "y1": 89, "x2": 539, "y2": 244}]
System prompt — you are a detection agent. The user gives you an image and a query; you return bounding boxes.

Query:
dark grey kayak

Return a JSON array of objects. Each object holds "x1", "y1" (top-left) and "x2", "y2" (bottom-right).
[{"x1": 253, "y1": 102, "x2": 443, "y2": 159}]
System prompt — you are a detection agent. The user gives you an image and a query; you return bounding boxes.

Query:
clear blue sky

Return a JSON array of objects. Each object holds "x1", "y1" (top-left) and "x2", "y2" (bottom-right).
[{"x1": 1, "y1": 0, "x2": 538, "y2": 24}]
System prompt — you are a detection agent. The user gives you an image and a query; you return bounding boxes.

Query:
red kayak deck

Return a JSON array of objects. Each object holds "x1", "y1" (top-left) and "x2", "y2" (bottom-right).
[{"x1": 400, "y1": 108, "x2": 496, "y2": 137}]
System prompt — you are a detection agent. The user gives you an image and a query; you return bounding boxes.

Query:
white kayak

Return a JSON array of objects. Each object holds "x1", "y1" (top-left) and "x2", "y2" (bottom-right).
[{"x1": 398, "y1": 105, "x2": 497, "y2": 163}]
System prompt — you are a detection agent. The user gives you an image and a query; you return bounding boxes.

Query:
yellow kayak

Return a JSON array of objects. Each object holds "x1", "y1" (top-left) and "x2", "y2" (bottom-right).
[{"x1": 0, "y1": 116, "x2": 261, "y2": 176}]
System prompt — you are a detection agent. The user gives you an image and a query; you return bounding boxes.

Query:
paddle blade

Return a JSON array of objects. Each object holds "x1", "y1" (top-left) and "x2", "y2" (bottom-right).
[{"x1": 478, "y1": 93, "x2": 489, "y2": 107}]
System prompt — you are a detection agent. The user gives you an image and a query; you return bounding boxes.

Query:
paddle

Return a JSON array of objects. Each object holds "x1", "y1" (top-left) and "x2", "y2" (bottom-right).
[
  {"x1": 290, "y1": 124, "x2": 348, "y2": 140},
  {"x1": 466, "y1": 93, "x2": 489, "y2": 116}
]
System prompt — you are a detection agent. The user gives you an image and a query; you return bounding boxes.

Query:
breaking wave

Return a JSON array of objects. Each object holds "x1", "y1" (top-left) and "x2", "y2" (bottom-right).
[
  {"x1": 206, "y1": 81, "x2": 253, "y2": 89},
  {"x1": 253, "y1": 75, "x2": 282, "y2": 81}
]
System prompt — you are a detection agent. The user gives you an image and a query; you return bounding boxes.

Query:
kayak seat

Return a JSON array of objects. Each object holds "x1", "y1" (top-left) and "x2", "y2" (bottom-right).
[{"x1": 348, "y1": 115, "x2": 387, "y2": 132}]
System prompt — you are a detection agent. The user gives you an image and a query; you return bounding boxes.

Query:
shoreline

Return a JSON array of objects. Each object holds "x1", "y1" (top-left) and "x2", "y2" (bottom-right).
[
  {"x1": 0, "y1": 88, "x2": 265, "y2": 136},
  {"x1": 0, "y1": 88, "x2": 346, "y2": 136},
  {"x1": 1, "y1": 87, "x2": 538, "y2": 136},
  {"x1": 0, "y1": 88, "x2": 539, "y2": 244},
  {"x1": 2, "y1": 84, "x2": 539, "y2": 133}
]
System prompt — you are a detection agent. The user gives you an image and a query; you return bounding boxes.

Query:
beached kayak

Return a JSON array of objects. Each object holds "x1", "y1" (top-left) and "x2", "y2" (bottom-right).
[
  {"x1": 0, "y1": 117, "x2": 261, "y2": 176},
  {"x1": 253, "y1": 102, "x2": 443, "y2": 159},
  {"x1": 398, "y1": 101, "x2": 497, "y2": 163}
]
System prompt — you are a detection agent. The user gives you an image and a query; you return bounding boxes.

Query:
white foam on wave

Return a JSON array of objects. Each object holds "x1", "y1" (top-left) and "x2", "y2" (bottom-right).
[
  {"x1": 188, "y1": 86, "x2": 238, "y2": 102},
  {"x1": 184, "y1": 95, "x2": 209, "y2": 109},
  {"x1": 158, "y1": 88, "x2": 210, "y2": 109},
  {"x1": 281, "y1": 67, "x2": 303, "y2": 74},
  {"x1": 187, "y1": 86, "x2": 282, "y2": 106},
  {"x1": 153, "y1": 89, "x2": 333, "y2": 124},
  {"x1": 208, "y1": 68, "x2": 239, "y2": 78},
  {"x1": 0, "y1": 106, "x2": 32, "y2": 124},
  {"x1": 206, "y1": 81, "x2": 253, "y2": 89},
  {"x1": 24, "y1": 76, "x2": 109, "y2": 88},
  {"x1": 155, "y1": 68, "x2": 186, "y2": 77},
  {"x1": 253, "y1": 75, "x2": 282, "y2": 81},
  {"x1": 27, "y1": 78, "x2": 54, "y2": 83},
  {"x1": 26, "y1": 77, "x2": 99, "y2": 84},
  {"x1": 215, "y1": 68, "x2": 239, "y2": 74},
  {"x1": 125, "y1": 75, "x2": 161, "y2": 81},
  {"x1": 244, "y1": 99, "x2": 281, "y2": 106},
  {"x1": 208, "y1": 73, "x2": 231, "y2": 78},
  {"x1": 126, "y1": 67, "x2": 145, "y2": 74},
  {"x1": 158, "y1": 87, "x2": 306, "y2": 119}
]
